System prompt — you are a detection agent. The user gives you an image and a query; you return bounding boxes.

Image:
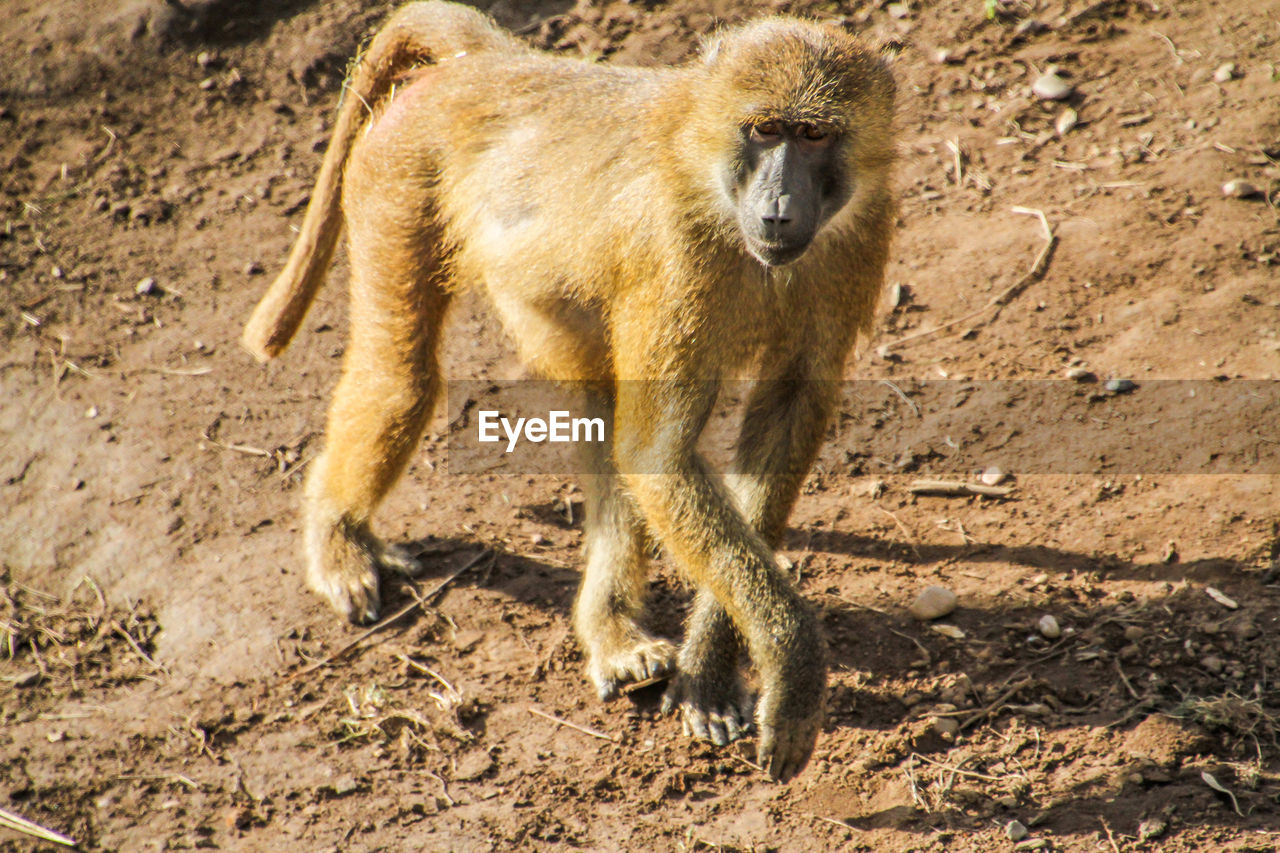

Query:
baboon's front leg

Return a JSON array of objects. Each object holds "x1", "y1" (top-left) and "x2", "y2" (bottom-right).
[
  {"x1": 662, "y1": 374, "x2": 837, "y2": 749},
  {"x1": 573, "y1": 389, "x2": 677, "y2": 699},
  {"x1": 614, "y1": 377, "x2": 827, "y2": 782}
]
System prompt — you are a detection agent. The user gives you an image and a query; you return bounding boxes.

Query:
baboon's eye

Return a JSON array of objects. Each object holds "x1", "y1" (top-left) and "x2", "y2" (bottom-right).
[
  {"x1": 751, "y1": 120, "x2": 783, "y2": 140},
  {"x1": 799, "y1": 123, "x2": 830, "y2": 142}
]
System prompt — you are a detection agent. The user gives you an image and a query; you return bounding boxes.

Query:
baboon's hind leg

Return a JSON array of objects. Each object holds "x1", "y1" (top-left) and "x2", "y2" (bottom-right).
[
  {"x1": 573, "y1": 389, "x2": 677, "y2": 699},
  {"x1": 304, "y1": 209, "x2": 450, "y2": 624}
]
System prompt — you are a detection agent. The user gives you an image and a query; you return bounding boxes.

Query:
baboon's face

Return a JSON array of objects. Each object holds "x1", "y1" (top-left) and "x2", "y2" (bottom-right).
[{"x1": 730, "y1": 119, "x2": 851, "y2": 267}]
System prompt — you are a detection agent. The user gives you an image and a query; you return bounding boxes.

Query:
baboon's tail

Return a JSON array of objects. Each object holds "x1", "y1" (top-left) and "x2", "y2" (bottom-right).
[{"x1": 241, "y1": 2, "x2": 517, "y2": 361}]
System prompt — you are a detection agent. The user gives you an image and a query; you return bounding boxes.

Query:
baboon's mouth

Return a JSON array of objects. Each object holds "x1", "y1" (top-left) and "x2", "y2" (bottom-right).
[{"x1": 746, "y1": 238, "x2": 809, "y2": 268}]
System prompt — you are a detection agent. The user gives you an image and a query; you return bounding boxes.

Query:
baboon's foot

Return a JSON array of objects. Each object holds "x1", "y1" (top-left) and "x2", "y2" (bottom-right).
[
  {"x1": 306, "y1": 523, "x2": 419, "y2": 624},
  {"x1": 755, "y1": 683, "x2": 823, "y2": 784},
  {"x1": 661, "y1": 669, "x2": 755, "y2": 746},
  {"x1": 583, "y1": 630, "x2": 677, "y2": 701}
]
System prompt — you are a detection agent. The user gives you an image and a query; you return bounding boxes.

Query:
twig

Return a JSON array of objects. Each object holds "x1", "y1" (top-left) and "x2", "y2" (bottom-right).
[
  {"x1": 139, "y1": 366, "x2": 212, "y2": 376},
  {"x1": 945, "y1": 138, "x2": 963, "y2": 186},
  {"x1": 889, "y1": 628, "x2": 932, "y2": 663},
  {"x1": 619, "y1": 672, "x2": 672, "y2": 694},
  {"x1": 908, "y1": 752, "x2": 1018, "y2": 783},
  {"x1": 808, "y1": 812, "x2": 859, "y2": 832},
  {"x1": 115, "y1": 773, "x2": 201, "y2": 790},
  {"x1": 285, "y1": 549, "x2": 491, "y2": 680},
  {"x1": 112, "y1": 620, "x2": 167, "y2": 673},
  {"x1": 1100, "y1": 817, "x2": 1122, "y2": 853},
  {"x1": 829, "y1": 591, "x2": 891, "y2": 616},
  {"x1": 1150, "y1": 29, "x2": 1185, "y2": 65},
  {"x1": 1114, "y1": 658, "x2": 1140, "y2": 701},
  {"x1": 959, "y1": 678, "x2": 1034, "y2": 731},
  {"x1": 528, "y1": 706, "x2": 616, "y2": 742},
  {"x1": 885, "y1": 208, "x2": 1056, "y2": 350},
  {"x1": 201, "y1": 429, "x2": 272, "y2": 458},
  {"x1": 0, "y1": 806, "x2": 76, "y2": 848},
  {"x1": 423, "y1": 769, "x2": 455, "y2": 806},
  {"x1": 876, "y1": 506, "x2": 922, "y2": 560},
  {"x1": 908, "y1": 479, "x2": 1014, "y2": 498},
  {"x1": 880, "y1": 380, "x2": 920, "y2": 418}
]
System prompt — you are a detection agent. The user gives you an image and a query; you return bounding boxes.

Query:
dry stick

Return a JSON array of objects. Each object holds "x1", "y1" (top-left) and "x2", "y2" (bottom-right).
[
  {"x1": 619, "y1": 672, "x2": 671, "y2": 695},
  {"x1": 889, "y1": 628, "x2": 932, "y2": 663},
  {"x1": 1100, "y1": 817, "x2": 1122, "y2": 853},
  {"x1": 201, "y1": 429, "x2": 273, "y2": 459},
  {"x1": 1114, "y1": 658, "x2": 1140, "y2": 701},
  {"x1": 908, "y1": 752, "x2": 1016, "y2": 783},
  {"x1": 528, "y1": 706, "x2": 616, "y2": 742},
  {"x1": 875, "y1": 505, "x2": 923, "y2": 560},
  {"x1": 880, "y1": 379, "x2": 920, "y2": 418},
  {"x1": 0, "y1": 806, "x2": 76, "y2": 848},
  {"x1": 808, "y1": 812, "x2": 860, "y2": 832},
  {"x1": 423, "y1": 769, "x2": 456, "y2": 806},
  {"x1": 112, "y1": 620, "x2": 166, "y2": 673},
  {"x1": 885, "y1": 207, "x2": 1057, "y2": 350},
  {"x1": 286, "y1": 549, "x2": 491, "y2": 680},
  {"x1": 908, "y1": 479, "x2": 1014, "y2": 498}
]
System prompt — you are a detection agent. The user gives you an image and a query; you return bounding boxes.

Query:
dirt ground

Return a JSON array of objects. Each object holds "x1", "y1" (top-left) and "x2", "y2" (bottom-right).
[{"x1": 3, "y1": 0, "x2": 1280, "y2": 850}]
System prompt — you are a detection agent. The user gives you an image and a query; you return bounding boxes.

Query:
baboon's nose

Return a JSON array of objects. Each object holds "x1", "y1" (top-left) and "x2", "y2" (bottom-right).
[{"x1": 761, "y1": 194, "x2": 794, "y2": 226}]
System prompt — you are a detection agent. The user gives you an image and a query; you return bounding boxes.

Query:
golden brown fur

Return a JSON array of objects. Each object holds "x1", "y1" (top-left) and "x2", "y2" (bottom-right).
[{"x1": 243, "y1": 1, "x2": 895, "y2": 781}]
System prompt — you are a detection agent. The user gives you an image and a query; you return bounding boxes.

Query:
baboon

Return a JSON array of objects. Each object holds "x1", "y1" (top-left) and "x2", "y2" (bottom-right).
[{"x1": 243, "y1": 1, "x2": 896, "y2": 782}]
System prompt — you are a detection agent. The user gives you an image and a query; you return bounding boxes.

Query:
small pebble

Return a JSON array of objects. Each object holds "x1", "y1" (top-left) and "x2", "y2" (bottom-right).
[
  {"x1": 1055, "y1": 107, "x2": 1078, "y2": 136},
  {"x1": 244, "y1": 260, "x2": 264, "y2": 275},
  {"x1": 1206, "y1": 586, "x2": 1239, "y2": 609},
  {"x1": 886, "y1": 3, "x2": 910, "y2": 18},
  {"x1": 196, "y1": 51, "x2": 219, "y2": 69},
  {"x1": 1037, "y1": 614, "x2": 1061, "y2": 639},
  {"x1": 1032, "y1": 70, "x2": 1073, "y2": 101},
  {"x1": 1064, "y1": 366, "x2": 1096, "y2": 382},
  {"x1": 910, "y1": 585, "x2": 958, "y2": 621},
  {"x1": 1104, "y1": 378, "x2": 1136, "y2": 394},
  {"x1": 12, "y1": 670, "x2": 41, "y2": 688},
  {"x1": 135, "y1": 276, "x2": 160, "y2": 296},
  {"x1": 1138, "y1": 818, "x2": 1167, "y2": 841},
  {"x1": 1222, "y1": 180, "x2": 1260, "y2": 198},
  {"x1": 1123, "y1": 624, "x2": 1145, "y2": 642},
  {"x1": 85, "y1": 406, "x2": 99, "y2": 419},
  {"x1": 199, "y1": 77, "x2": 217, "y2": 91},
  {"x1": 1005, "y1": 820, "x2": 1028, "y2": 842},
  {"x1": 1201, "y1": 655, "x2": 1224, "y2": 674},
  {"x1": 931, "y1": 623, "x2": 966, "y2": 639},
  {"x1": 931, "y1": 716, "x2": 959, "y2": 738},
  {"x1": 51, "y1": 265, "x2": 63, "y2": 278},
  {"x1": 1213, "y1": 62, "x2": 1237, "y2": 83},
  {"x1": 980, "y1": 465, "x2": 1006, "y2": 486},
  {"x1": 530, "y1": 533, "x2": 549, "y2": 546}
]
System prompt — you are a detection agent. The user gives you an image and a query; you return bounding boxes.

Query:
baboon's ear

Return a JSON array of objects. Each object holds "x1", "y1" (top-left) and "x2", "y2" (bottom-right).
[
  {"x1": 870, "y1": 34, "x2": 904, "y2": 65},
  {"x1": 699, "y1": 31, "x2": 724, "y2": 66}
]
